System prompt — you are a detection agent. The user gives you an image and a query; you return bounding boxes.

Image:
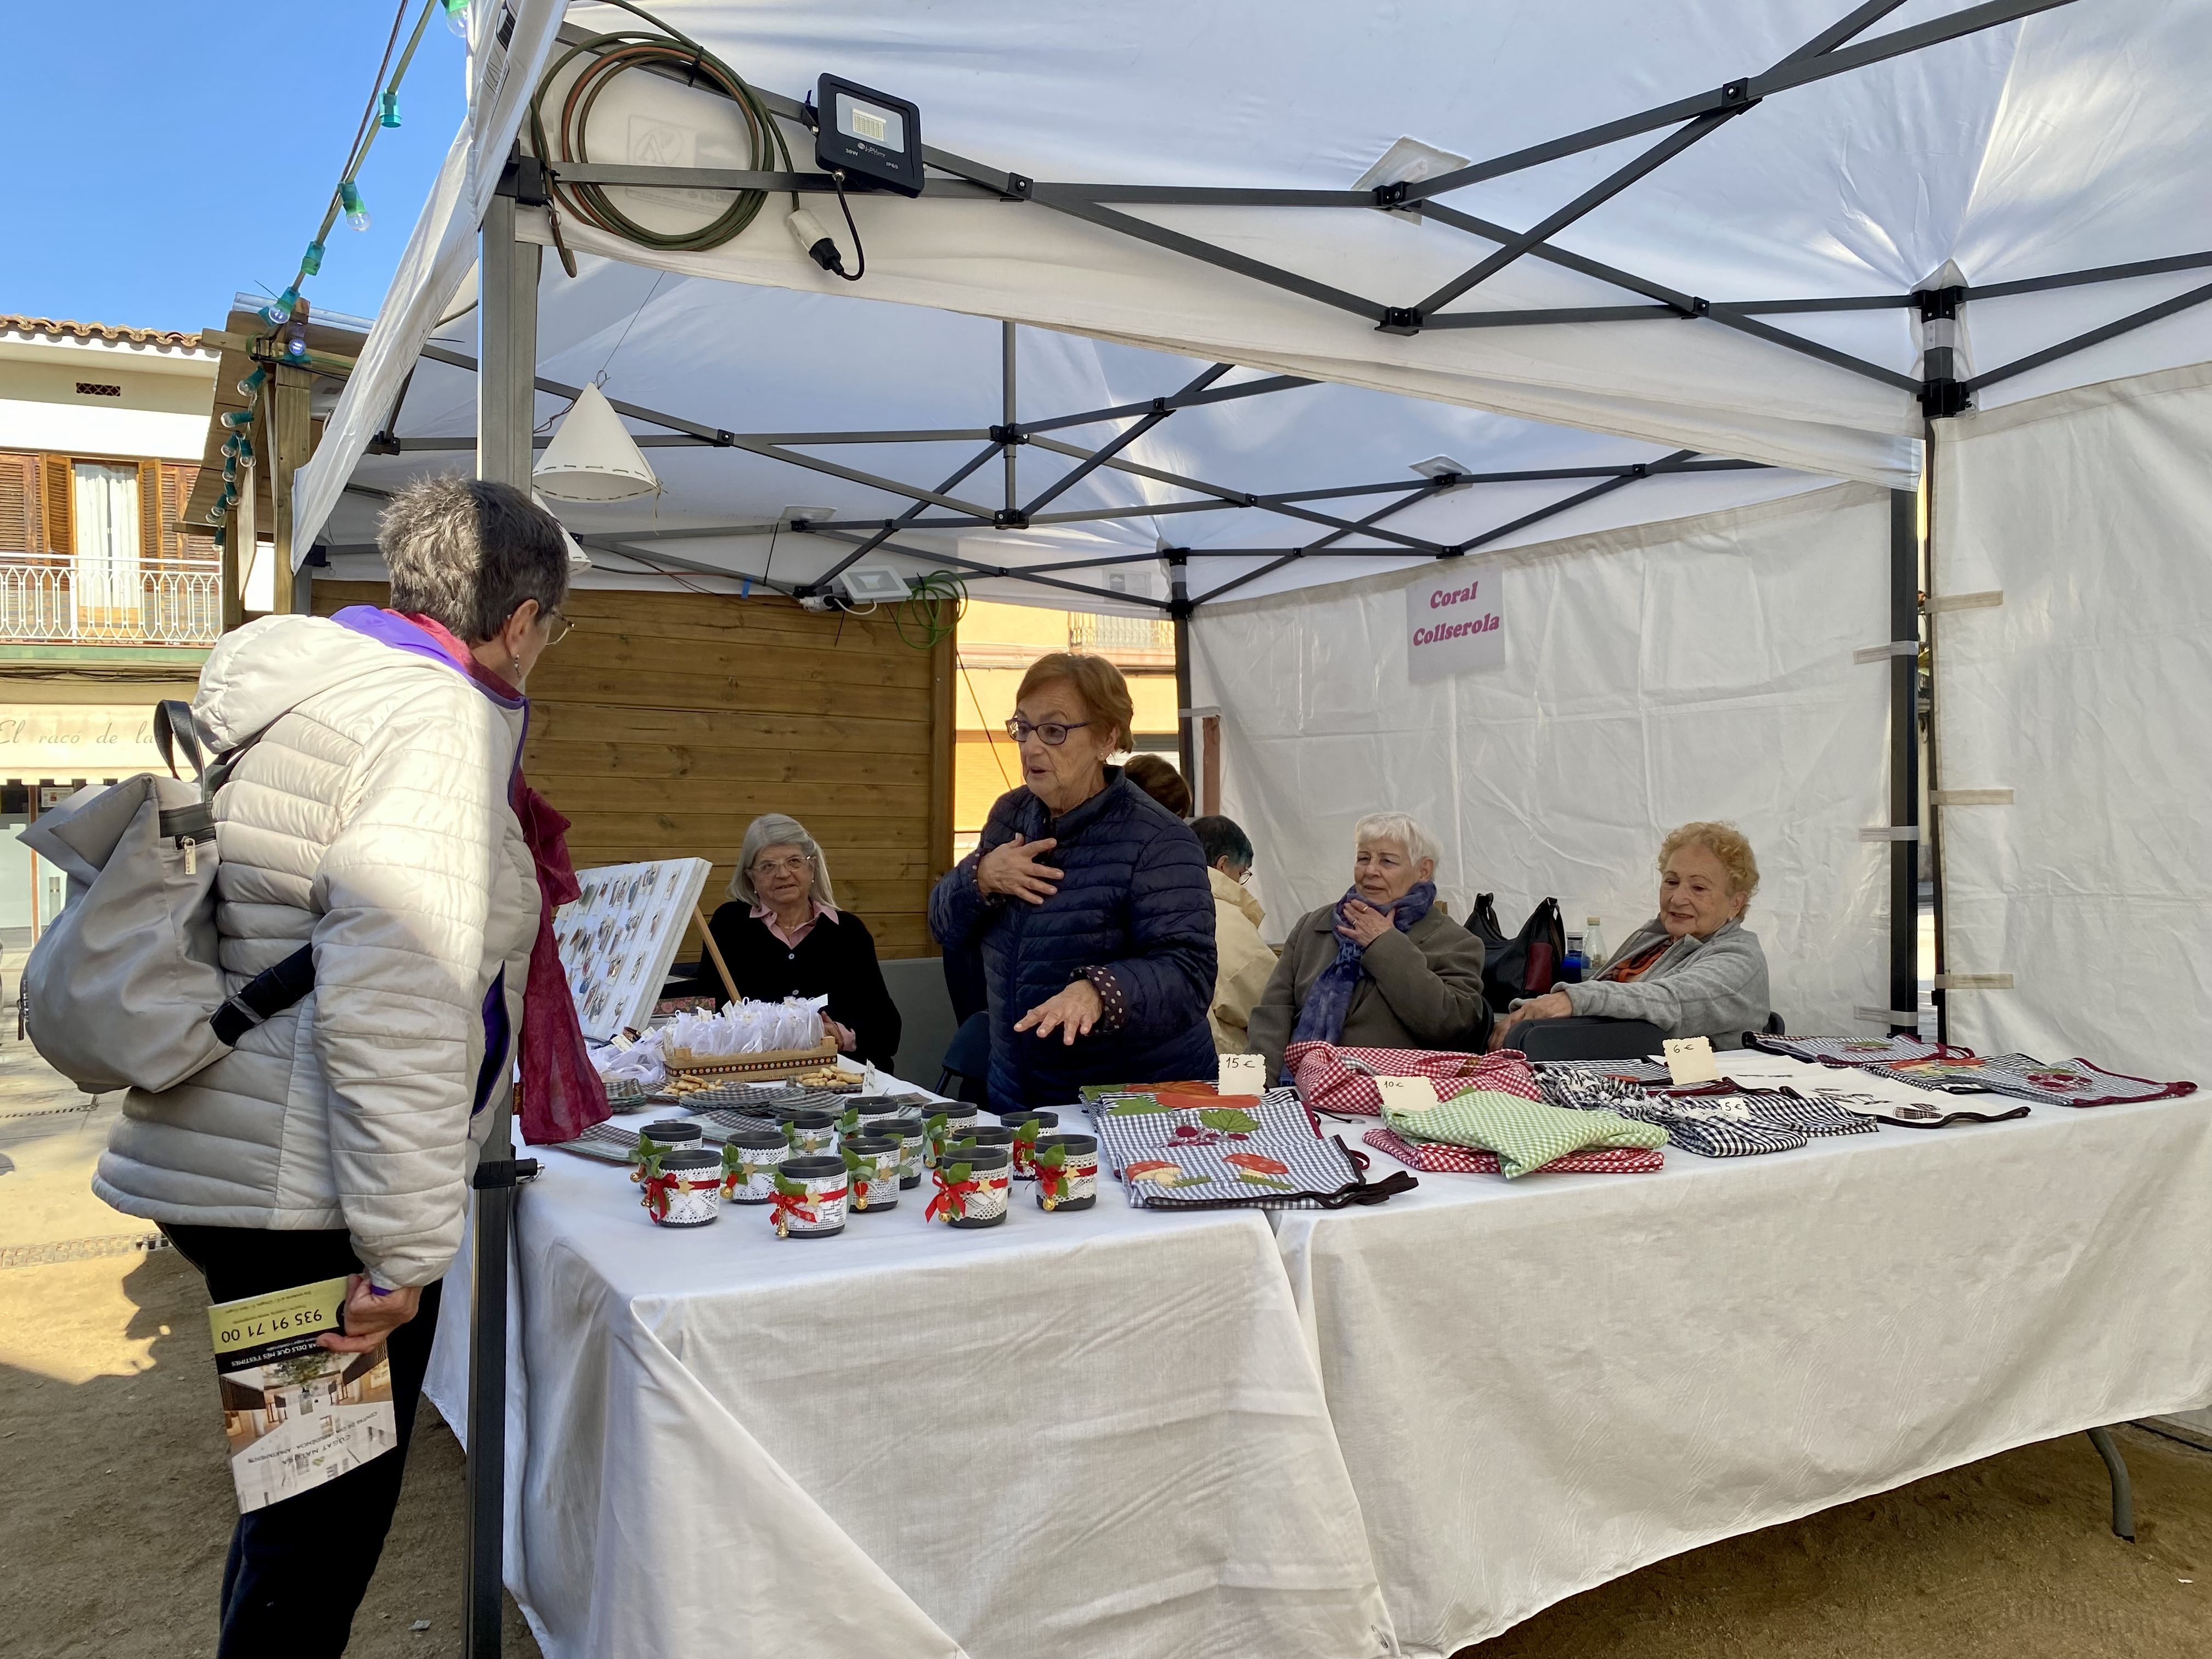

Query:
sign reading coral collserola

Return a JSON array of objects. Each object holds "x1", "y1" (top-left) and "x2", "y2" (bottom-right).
[{"x1": 1404, "y1": 562, "x2": 1504, "y2": 682}]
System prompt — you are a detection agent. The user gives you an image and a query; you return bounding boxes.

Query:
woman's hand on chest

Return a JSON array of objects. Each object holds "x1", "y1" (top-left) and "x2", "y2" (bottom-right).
[{"x1": 978, "y1": 833, "x2": 1064, "y2": 905}]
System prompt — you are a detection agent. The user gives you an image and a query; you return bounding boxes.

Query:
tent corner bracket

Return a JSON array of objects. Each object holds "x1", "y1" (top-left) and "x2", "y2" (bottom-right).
[{"x1": 1376, "y1": 307, "x2": 1423, "y2": 336}]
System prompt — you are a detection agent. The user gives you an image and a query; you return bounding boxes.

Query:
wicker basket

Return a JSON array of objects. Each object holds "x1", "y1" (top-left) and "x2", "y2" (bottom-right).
[{"x1": 662, "y1": 1033, "x2": 843, "y2": 1082}]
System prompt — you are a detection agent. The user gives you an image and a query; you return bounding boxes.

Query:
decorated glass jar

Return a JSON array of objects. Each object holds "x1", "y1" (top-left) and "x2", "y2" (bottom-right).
[
  {"x1": 630, "y1": 1120, "x2": 702, "y2": 1183},
  {"x1": 927, "y1": 1145, "x2": 1012, "y2": 1228},
  {"x1": 785, "y1": 1109, "x2": 839, "y2": 1156},
  {"x1": 841, "y1": 1135, "x2": 903, "y2": 1212},
  {"x1": 641, "y1": 1147, "x2": 723, "y2": 1228},
  {"x1": 1032, "y1": 1132, "x2": 1099, "y2": 1212},
  {"x1": 1000, "y1": 1110, "x2": 1060, "y2": 1180},
  {"x1": 875, "y1": 1116, "x2": 926, "y2": 1188},
  {"x1": 921, "y1": 1103, "x2": 979, "y2": 1167},
  {"x1": 770, "y1": 1155, "x2": 849, "y2": 1239},
  {"x1": 718, "y1": 1129, "x2": 790, "y2": 1205},
  {"x1": 950, "y1": 1124, "x2": 1014, "y2": 1161}
]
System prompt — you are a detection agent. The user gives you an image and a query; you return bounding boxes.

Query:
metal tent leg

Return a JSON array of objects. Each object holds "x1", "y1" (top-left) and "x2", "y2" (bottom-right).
[{"x1": 2086, "y1": 1425, "x2": 2136, "y2": 1541}]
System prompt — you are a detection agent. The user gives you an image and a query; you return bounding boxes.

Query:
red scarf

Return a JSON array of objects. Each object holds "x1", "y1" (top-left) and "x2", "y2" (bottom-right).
[{"x1": 401, "y1": 613, "x2": 607, "y2": 1146}]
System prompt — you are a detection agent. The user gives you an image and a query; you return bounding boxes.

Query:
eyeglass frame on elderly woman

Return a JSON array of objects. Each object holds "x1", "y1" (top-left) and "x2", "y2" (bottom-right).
[
  {"x1": 1006, "y1": 716, "x2": 1092, "y2": 746},
  {"x1": 541, "y1": 606, "x2": 575, "y2": 646},
  {"x1": 750, "y1": 852, "x2": 815, "y2": 879}
]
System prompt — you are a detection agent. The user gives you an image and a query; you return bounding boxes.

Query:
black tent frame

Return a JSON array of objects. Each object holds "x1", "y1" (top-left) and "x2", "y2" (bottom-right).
[{"x1": 450, "y1": 7, "x2": 2212, "y2": 1645}]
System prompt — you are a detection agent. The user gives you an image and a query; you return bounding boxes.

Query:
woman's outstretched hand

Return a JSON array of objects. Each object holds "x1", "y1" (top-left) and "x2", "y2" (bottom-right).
[{"x1": 1015, "y1": 978, "x2": 1104, "y2": 1045}]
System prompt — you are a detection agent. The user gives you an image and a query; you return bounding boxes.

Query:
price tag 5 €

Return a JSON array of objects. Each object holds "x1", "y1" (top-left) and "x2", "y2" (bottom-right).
[
  {"x1": 1375, "y1": 1075, "x2": 1438, "y2": 1114},
  {"x1": 1663, "y1": 1036, "x2": 1720, "y2": 1086},
  {"x1": 1217, "y1": 1052, "x2": 1266, "y2": 1096}
]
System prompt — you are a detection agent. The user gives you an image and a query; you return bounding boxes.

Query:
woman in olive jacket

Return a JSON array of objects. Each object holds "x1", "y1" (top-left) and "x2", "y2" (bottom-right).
[{"x1": 1248, "y1": 812, "x2": 1492, "y2": 1083}]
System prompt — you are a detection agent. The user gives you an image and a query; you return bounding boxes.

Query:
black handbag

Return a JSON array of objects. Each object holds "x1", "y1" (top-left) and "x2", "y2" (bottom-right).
[{"x1": 1479, "y1": 895, "x2": 1566, "y2": 1013}]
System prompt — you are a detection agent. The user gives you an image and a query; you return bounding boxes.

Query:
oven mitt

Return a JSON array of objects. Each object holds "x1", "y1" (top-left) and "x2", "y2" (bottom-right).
[{"x1": 1383, "y1": 1087, "x2": 1668, "y2": 1179}]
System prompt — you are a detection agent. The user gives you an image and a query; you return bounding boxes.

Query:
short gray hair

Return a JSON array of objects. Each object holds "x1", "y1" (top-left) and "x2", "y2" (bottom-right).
[
  {"x1": 727, "y1": 814, "x2": 838, "y2": 907},
  {"x1": 378, "y1": 475, "x2": 569, "y2": 643},
  {"x1": 1352, "y1": 811, "x2": 1441, "y2": 872}
]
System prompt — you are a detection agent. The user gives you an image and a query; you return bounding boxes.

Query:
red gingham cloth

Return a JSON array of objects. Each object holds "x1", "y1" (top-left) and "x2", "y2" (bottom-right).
[
  {"x1": 1363, "y1": 1126, "x2": 1664, "y2": 1176},
  {"x1": 1285, "y1": 1042, "x2": 1546, "y2": 1116}
]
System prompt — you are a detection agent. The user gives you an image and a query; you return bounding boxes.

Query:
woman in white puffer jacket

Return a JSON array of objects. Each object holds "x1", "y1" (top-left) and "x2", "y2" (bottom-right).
[{"x1": 93, "y1": 476, "x2": 571, "y2": 1652}]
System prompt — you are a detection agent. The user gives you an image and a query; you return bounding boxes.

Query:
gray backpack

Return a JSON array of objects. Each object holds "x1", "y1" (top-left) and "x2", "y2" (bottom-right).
[{"x1": 21, "y1": 702, "x2": 311, "y2": 1095}]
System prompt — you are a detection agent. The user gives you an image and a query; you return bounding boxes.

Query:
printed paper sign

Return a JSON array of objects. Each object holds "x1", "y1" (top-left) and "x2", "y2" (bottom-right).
[
  {"x1": 1218, "y1": 1053, "x2": 1266, "y2": 1096},
  {"x1": 1376, "y1": 1075, "x2": 1440, "y2": 1113},
  {"x1": 1406, "y1": 562, "x2": 1504, "y2": 683},
  {"x1": 1663, "y1": 1037, "x2": 1721, "y2": 1086},
  {"x1": 209, "y1": 1277, "x2": 397, "y2": 1513}
]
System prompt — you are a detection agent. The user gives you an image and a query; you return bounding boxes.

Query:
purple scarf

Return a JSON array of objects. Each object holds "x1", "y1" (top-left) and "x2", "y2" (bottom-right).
[{"x1": 1290, "y1": 881, "x2": 1438, "y2": 1046}]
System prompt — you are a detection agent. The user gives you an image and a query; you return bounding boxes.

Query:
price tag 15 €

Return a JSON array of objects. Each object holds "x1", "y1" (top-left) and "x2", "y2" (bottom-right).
[
  {"x1": 1375, "y1": 1075, "x2": 1438, "y2": 1114},
  {"x1": 1662, "y1": 1036, "x2": 1721, "y2": 1086},
  {"x1": 1217, "y1": 1052, "x2": 1266, "y2": 1096}
]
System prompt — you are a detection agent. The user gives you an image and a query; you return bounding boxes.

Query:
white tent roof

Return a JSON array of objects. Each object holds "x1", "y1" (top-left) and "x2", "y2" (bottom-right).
[{"x1": 300, "y1": 0, "x2": 2212, "y2": 606}]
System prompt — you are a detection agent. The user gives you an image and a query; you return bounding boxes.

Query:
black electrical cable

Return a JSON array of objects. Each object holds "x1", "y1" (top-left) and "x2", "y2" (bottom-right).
[
  {"x1": 528, "y1": 0, "x2": 795, "y2": 274},
  {"x1": 827, "y1": 170, "x2": 867, "y2": 283}
]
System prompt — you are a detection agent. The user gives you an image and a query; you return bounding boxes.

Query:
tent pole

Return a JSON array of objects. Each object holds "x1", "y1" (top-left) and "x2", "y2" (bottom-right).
[
  {"x1": 1921, "y1": 419, "x2": 1949, "y2": 1046},
  {"x1": 1002, "y1": 321, "x2": 1018, "y2": 514},
  {"x1": 1171, "y1": 554, "x2": 1194, "y2": 782},
  {"x1": 462, "y1": 166, "x2": 541, "y2": 1659},
  {"x1": 1888, "y1": 487, "x2": 1921, "y2": 1036}
]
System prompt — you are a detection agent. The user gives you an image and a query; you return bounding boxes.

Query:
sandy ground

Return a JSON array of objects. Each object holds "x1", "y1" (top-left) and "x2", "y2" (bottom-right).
[{"x1": 4, "y1": 944, "x2": 2209, "y2": 1657}]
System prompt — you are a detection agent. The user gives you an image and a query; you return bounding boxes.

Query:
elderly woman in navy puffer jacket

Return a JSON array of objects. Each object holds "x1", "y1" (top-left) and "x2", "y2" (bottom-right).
[{"x1": 931, "y1": 653, "x2": 1218, "y2": 1111}]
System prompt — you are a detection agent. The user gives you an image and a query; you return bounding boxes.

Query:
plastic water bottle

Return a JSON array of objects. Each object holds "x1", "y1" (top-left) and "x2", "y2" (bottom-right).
[
  {"x1": 1583, "y1": 918, "x2": 1606, "y2": 974},
  {"x1": 1562, "y1": 930, "x2": 1585, "y2": 984}
]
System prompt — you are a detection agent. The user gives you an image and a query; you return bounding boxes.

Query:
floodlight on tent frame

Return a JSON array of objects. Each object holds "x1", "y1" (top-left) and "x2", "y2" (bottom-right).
[{"x1": 517, "y1": 0, "x2": 2212, "y2": 446}]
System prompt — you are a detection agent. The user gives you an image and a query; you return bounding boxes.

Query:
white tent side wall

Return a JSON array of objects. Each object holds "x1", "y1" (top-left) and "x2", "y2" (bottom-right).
[
  {"x1": 1932, "y1": 363, "x2": 2212, "y2": 1082},
  {"x1": 1193, "y1": 483, "x2": 1894, "y2": 1036}
]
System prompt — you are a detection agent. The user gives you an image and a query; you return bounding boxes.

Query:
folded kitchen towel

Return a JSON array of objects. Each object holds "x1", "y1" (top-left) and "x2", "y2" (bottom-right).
[{"x1": 1383, "y1": 1086, "x2": 1668, "y2": 1178}]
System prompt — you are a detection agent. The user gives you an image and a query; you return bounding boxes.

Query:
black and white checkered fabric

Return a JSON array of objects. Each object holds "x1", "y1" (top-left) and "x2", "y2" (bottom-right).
[
  {"x1": 1091, "y1": 1087, "x2": 1369, "y2": 1209},
  {"x1": 1537, "y1": 1069, "x2": 1652, "y2": 1113},
  {"x1": 1536, "y1": 1057, "x2": 1673, "y2": 1085}
]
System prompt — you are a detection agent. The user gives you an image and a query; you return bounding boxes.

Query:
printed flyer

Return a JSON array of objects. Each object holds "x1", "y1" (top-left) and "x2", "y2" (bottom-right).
[{"x1": 208, "y1": 1277, "x2": 398, "y2": 1513}]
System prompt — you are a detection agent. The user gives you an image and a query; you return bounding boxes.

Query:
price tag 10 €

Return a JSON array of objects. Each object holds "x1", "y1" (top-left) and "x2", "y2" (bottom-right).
[
  {"x1": 1375, "y1": 1075, "x2": 1438, "y2": 1114},
  {"x1": 1217, "y1": 1052, "x2": 1266, "y2": 1096},
  {"x1": 1662, "y1": 1036, "x2": 1720, "y2": 1086}
]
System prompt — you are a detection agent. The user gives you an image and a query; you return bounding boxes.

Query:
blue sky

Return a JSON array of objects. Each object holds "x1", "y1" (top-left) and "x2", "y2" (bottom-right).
[{"x1": 1, "y1": 3, "x2": 470, "y2": 332}]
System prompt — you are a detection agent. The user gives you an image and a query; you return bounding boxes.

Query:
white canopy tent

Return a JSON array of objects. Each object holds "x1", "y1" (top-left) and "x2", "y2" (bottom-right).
[
  {"x1": 281, "y1": 2, "x2": 2212, "y2": 1650},
  {"x1": 289, "y1": 0, "x2": 2212, "y2": 1038}
]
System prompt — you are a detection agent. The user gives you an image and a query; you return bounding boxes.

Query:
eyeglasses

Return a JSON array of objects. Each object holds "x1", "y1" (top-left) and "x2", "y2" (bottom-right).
[
  {"x1": 751, "y1": 855, "x2": 814, "y2": 878},
  {"x1": 1006, "y1": 717, "x2": 1091, "y2": 746},
  {"x1": 1235, "y1": 866, "x2": 1256, "y2": 887},
  {"x1": 543, "y1": 607, "x2": 575, "y2": 646}
]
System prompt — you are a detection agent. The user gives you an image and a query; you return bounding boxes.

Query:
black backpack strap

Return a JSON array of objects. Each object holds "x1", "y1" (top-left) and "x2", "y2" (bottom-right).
[
  {"x1": 154, "y1": 700, "x2": 206, "y2": 780},
  {"x1": 210, "y1": 945, "x2": 317, "y2": 1046}
]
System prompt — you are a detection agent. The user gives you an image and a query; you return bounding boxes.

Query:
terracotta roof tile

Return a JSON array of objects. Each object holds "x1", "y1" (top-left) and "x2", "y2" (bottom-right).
[{"x1": 0, "y1": 315, "x2": 203, "y2": 349}]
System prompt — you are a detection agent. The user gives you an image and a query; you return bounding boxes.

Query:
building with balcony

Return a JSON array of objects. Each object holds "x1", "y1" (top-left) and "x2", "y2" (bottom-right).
[
  {"x1": 952, "y1": 599, "x2": 1182, "y2": 856},
  {"x1": 0, "y1": 315, "x2": 220, "y2": 932}
]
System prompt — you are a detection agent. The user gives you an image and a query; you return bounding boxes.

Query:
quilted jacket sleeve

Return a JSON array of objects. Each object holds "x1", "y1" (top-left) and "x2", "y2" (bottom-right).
[
  {"x1": 1086, "y1": 824, "x2": 1217, "y2": 1045},
  {"x1": 311, "y1": 682, "x2": 507, "y2": 1289},
  {"x1": 930, "y1": 789, "x2": 1020, "y2": 950},
  {"x1": 1565, "y1": 926, "x2": 1771, "y2": 1042}
]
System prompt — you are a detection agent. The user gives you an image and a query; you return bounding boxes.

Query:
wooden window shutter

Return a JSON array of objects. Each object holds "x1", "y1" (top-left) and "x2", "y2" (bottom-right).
[
  {"x1": 138, "y1": 459, "x2": 161, "y2": 565},
  {"x1": 160, "y1": 463, "x2": 199, "y2": 563},
  {"x1": 41, "y1": 455, "x2": 74, "y2": 557},
  {"x1": 0, "y1": 452, "x2": 37, "y2": 554}
]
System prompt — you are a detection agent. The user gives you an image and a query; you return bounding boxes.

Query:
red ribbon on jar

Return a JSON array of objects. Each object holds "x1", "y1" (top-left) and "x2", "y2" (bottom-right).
[
  {"x1": 640, "y1": 1172, "x2": 687, "y2": 1221},
  {"x1": 767, "y1": 1188, "x2": 819, "y2": 1236},
  {"x1": 926, "y1": 1168, "x2": 979, "y2": 1222}
]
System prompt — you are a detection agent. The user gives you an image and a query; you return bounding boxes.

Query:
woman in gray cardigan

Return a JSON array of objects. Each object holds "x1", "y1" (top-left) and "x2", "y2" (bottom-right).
[
  {"x1": 1498, "y1": 820, "x2": 1771, "y2": 1050},
  {"x1": 1249, "y1": 812, "x2": 1492, "y2": 1082}
]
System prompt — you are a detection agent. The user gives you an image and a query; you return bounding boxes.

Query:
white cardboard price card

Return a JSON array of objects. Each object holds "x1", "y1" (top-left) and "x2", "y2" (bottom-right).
[
  {"x1": 1218, "y1": 1053, "x2": 1266, "y2": 1096},
  {"x1": 1375, "y1": 1075, "x2": 1438, "y2": 1113},
  {"x1": 1662, "y1": 1037, "x2": 1721, "y2": 1086}
]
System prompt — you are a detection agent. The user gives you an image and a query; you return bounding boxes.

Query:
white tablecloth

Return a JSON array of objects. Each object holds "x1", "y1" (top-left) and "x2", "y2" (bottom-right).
[
  {"x1": 1273, "y1": 1052, "x2": 2212, "y2": 1656},
  {"x1": 428, "y1": 1104, "x2": 1393, "y2": 1659}
]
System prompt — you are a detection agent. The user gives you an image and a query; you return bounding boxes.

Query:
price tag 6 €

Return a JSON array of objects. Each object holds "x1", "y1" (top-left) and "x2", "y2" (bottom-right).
[
  {"x1": 1375, "y1": 1075, "x2": 1438, "y2": 1114},
  {"x1": 1217, "y1": 1052, "x2": 1266, "y2": 1096},
  {"x1": 1663, "y1": 1036, "x2": 1720, "y2": 1085}
]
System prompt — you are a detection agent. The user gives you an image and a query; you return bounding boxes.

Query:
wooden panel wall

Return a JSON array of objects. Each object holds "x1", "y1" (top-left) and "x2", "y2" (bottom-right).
[{"x1": 313, "y1": 580, "x2": 948, "y2": 958}]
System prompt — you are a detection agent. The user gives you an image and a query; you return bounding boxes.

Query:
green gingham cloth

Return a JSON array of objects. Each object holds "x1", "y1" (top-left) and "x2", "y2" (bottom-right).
[{"x1": 1382, "y1": 1087, "x2": 1668, "y2": 1178}]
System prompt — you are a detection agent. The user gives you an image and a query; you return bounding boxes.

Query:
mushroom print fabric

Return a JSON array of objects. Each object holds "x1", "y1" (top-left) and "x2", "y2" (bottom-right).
[{"x1": 1082, "y1": 1084, "x2": 1392, "y2": 1208}]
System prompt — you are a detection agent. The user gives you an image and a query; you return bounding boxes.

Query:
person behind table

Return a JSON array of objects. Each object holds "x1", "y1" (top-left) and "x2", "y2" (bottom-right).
[
  {"x1": 1122, "y1": 751, "x2": 1193, "y2": 819},
  {"x1": 1192, "y1": 814, "x2": 1276, "y2": 1054},
  {"x1": 1247, "y1": 811, "x2": 1491, "y2": 1083},
  {"x1": 694, "y1": 813, "x2": 901, "y2": 1069},
  {"x1": 1494, "y1": 820, "x2": 1771, "y2": 1050},
  {"x1": 928, "y1": 652, "x2": 1217, "y2": 1109},
  {"x1": 91, "y1": 476, "x2": 571, "y2": 1652}
]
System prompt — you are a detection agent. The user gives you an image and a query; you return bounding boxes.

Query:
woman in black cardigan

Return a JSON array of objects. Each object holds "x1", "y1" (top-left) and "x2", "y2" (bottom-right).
[{"x1": 695, "y1": 814, "x2": 902, "y2": 1069}]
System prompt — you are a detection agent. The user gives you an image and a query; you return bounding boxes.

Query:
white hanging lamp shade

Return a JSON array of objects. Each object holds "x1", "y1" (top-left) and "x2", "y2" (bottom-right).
[
  {"x1": 531, "y1": 492, "x2": 595, "y2": 572},
  {"x1": 533, "y1": 382, "x2": 659, "y2": 501}
]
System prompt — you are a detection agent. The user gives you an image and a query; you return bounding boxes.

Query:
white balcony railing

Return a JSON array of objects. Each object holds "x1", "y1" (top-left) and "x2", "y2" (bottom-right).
[
  {"x1": 0, "y1": 561, "x2": 223, "y2": 646},
  {"x1": 1068, "y1": 612, "x2": 1174, "y2": 653}
]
